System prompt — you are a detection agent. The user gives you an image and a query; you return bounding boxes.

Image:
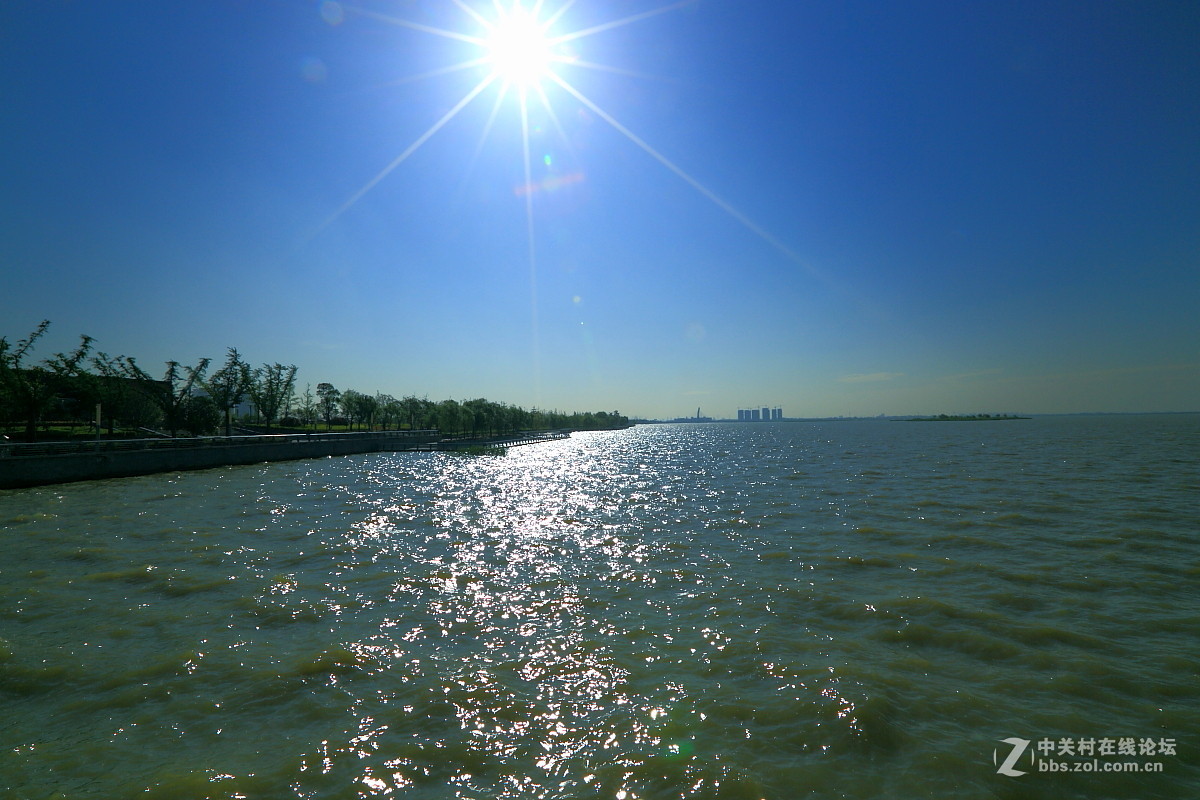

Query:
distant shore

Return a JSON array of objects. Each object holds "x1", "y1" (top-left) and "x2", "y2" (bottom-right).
[{"x1": 901, "y1": 414, "x2": 1030, "y2": 422}]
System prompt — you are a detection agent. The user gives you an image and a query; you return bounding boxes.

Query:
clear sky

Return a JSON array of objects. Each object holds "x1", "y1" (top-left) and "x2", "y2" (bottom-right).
[{"x1": 3, "y1": 1, "x2": 1197, "y2": 419}]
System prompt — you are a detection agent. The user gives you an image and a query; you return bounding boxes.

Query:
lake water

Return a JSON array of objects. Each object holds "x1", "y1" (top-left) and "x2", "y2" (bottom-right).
[{"x1": 2, "y1": 415, "x2": 1198, "y2": 799}]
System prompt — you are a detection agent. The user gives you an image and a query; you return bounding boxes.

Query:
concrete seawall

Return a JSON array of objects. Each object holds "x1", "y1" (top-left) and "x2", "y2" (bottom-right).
[
  {"x1": 0, "y1": 430, "x2": 576, "y2": 490},
  {"x1": 0, "y1": 431, "x2": 439, "y2": 490}
]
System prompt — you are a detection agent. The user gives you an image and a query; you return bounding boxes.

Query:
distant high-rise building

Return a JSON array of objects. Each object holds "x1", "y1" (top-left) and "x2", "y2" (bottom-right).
[{"x1": 739, "y1": 406, "x2": 785, "y2": 420}]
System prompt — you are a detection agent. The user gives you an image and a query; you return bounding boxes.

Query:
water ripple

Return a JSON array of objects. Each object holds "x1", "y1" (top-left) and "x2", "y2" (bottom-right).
[{"x1": 2, "y1": 416, "x2": 1198, "y2": 798}]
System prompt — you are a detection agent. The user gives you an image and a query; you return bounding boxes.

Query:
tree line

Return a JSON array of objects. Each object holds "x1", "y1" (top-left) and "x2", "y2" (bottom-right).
[{"x1": 0, "y1": 321, "x2": 628, "y2": 442}]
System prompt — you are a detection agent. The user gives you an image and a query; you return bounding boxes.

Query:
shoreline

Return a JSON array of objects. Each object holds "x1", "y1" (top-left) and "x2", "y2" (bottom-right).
[{"x1": 0, "y1": 430, "x2": 572, "y2": 490}]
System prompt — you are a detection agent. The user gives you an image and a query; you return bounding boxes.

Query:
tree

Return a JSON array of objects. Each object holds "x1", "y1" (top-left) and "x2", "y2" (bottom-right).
[
  {"x1": 436, "y1": 399, "x2": 466, "y2": 435},
  {"x1": 504, "y1": 403, "x2": 530, "y2": 434},
  {"x1": 42, "y1": 332, "x2": 97, "y2": 437},
  {"x1": 316, "y1": 382, "x2": 340, "y2": 430},
  {"x1": 399, "y1": 395, "x2": 423, "y2": 430},
  {"x1": 417, "y1": 397, "x2": 437, "y2": 430},
  {"x1": 339, "y1": 389, "x2": 379, "y2": 431},
  {"x1": 183, "y1": 394, "x2": 220, "y2": 436},
  {"x1": 0, "y1": 320, "x2": 54, "y2": 442},
  {"x1": 376, "y1": 393, "x2": 400, "y2": 430},
  {"x1": 0, "y1": 321, "x2": 95, "y2": 442},
  {"x1": 93, "y1": 351, "x2": 157, "y2": 434},
  {"x1": 281, "y1": 385, "x2": 296, "y2": 423},
  {"x1": 340, "y1": 388, "x2": 362, "y2": 430},
  {"x1": 121, "y1": 357, "x2": 211, "y2": 437},
  {"x1": 248, "y1": 363, "x2": 297, "y2": 431},
  {"x1": 297, "y1": 384, "x2": 318, "y2": 432},
  {"x1": 203, "y1": 348, "x2": 250, "y2": 437},
  {"x1": 464, "y1": 398, "x2": 499, "y2": 437},
  {"x1": 358, "y1": 392, "x2": 379, "y2": 431}
]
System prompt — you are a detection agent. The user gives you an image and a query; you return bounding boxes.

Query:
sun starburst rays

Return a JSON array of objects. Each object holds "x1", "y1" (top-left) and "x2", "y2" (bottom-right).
[
  {"x1": 548, "y1": 0, "x2": 697, "y2": 47},
  {"x1": 326, "y1": 1, "x2": 695, "y2": 227},
  {"x1": 315, "y1": 71, "x2": 496, "y2": 235},
  {"x1": 318, "y1": 0, "x2": 820, "y2": 317}
]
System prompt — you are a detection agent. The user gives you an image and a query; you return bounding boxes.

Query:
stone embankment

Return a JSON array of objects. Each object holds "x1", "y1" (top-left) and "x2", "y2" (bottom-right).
[{"x1": 0, "y1": 430, "x2": 570, "y2": 490}]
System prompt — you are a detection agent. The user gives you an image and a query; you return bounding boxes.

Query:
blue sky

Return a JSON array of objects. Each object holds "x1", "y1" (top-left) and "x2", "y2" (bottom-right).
[{"x1": 2, "y1": 1, "x2": 1197, "y2": 418}]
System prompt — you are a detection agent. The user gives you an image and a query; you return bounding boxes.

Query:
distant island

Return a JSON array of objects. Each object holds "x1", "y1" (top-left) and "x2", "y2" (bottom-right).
[{"x1": 902, "y1": 413, "x2": 1030, "y2": 422}]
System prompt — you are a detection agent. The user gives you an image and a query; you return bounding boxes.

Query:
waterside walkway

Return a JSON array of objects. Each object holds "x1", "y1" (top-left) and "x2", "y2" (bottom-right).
[{"x1": 0, "y1": 429, "x2": 571, "y2": 490}]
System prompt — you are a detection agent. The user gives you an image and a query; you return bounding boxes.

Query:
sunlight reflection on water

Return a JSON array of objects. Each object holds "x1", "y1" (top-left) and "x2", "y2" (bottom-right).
[
  {"x1": 326, "y1": 436, "x2": 685, "y2": 796},
  {"x1": 2, "y1": 418, "x2": 1199, "y2": 798}
]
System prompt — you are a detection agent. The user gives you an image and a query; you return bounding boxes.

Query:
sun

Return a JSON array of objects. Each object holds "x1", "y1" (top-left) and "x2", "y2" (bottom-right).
[
  {"x1": 319, "y1": 0, "x2": 816, "y2": 404},
  {"x1": 485, "y1": 4, "x2": 554, "y2": 89},
  {"x1": 322, "y1": 0, "x2": 809, "y2": 275}
]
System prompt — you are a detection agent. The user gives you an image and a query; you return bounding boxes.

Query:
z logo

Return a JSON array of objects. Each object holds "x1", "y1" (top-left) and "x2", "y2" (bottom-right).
[{"x1": 994, "y1": 737, "x2": 1032, "y2": 777}]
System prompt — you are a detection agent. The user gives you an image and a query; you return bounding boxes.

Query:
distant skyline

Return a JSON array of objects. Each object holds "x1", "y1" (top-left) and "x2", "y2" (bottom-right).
[{"x1": 2, "y1": 1, "x2": 1197, "y2": 419}]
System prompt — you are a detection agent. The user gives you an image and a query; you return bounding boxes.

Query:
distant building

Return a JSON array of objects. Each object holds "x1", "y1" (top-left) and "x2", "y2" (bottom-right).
[
  {"x1": 738, "y1": 406, "x2": 785, "y2": 420},
  {"x1": 671, "y1": 407, "x2": 712, "y2": 423},
  {"x1": 192, "y1": 387, "x2": 253, "y2": 419}
]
